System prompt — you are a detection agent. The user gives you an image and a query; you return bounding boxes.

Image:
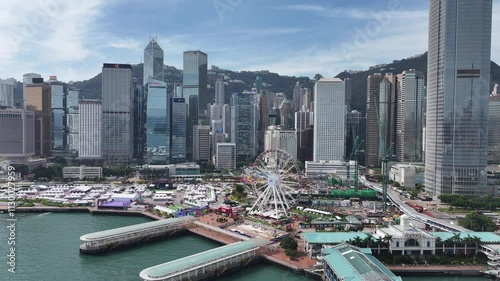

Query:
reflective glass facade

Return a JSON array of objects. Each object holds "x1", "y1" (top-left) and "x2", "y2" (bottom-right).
[
  {"x1": 146, "y1": 78, "x2": 169, "y2": 164},
  {"x1": 182, "y1": 51, "x2": 207, "y2": 114},
  {"x1": 51, "y1": 84, "x2": 66, "y2": 150},
  {"x1": 230, "y1": 92, "x2": 259, "y2": 159},
  {"x1": 425, "y1": 0, "x2": 492, "y2": 196},
  {"x1": 66, "y1": 90, "x2": 79, "y2": 152},
  {"x1": 143, "y1": 39, "x2": 164, "y2": 85},
  {"x1": 170, "y1": 97, "x2": 186, "y2": 163}
]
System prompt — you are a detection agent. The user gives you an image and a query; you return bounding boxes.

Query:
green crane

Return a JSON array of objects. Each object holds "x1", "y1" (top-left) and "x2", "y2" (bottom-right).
[{"x1": 381, "y1": 144, "x2": 396, "y2": 212}]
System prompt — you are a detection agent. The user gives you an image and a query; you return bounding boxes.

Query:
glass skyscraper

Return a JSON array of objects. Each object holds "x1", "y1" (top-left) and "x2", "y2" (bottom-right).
[
  {"x1": 143, "y1": 38, "x2": 164, "y2": 85},
  {"x1": 51, "y1": 83, "x2": 66, "y2": 151},
  {"x1": 170, "y1": 97, "x2": 186, "y2": 163},
  {"x1": 425, "y1": 0, "x2": 492, "y2": 197},
  {"x1": 230, "y1": 91, "x2": 259, "y2": 160},
  {"x1": 101, "y1": 63, "x2": 134, "y2": 167},
  {"x1": 66, "y1": 89, "x2": 79, "y2": 153},
  {"x1": 182, "y1": 50, "x2": 207, "y2": 115},
  {"x1": 146, "y1": 78, "x2": 169, "y2": 164}
]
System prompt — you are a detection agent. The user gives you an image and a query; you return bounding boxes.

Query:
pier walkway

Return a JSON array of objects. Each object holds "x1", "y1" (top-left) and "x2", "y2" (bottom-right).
[
  {"x1": 79, "y1": 216, "x2": 195, "y2": 254},
  {"x1": 139, "y1": 237, "x2": 269, "y2": 281}
]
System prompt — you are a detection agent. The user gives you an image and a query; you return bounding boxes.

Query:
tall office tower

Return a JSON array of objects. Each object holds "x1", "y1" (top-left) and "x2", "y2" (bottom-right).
[
  {"x1": 66, "y1": 89, "x2": 79, "y2": 153},
  {"x1": 0, "y1": 78, "x2": 15, "y2": 108},
  {"x1": 292, "y1": 82, "x2": 302, "y2": 112},
  {"x1": 211, "y1": 119, "x2": 225, "y2": 157},
  {"x1": 230, "y1": 91, "x2": 259, "y2": 160},
  {"x1": 346, "y1": 110, "x2": 362, "y2": 156},
  {"x1": 258, "y1": 92, "x2": 269, "y2": 152},
  {"x1": 101, "y1": 63, "x2": 134, "y2": 167},
  {"x1": 295, "y1": 110, "x2": 314, "y2": 162},
  {"x1": 215, "y1": 77, "x2": 225, "y2": 105},
  {"x1": 143, "y1": 38, "x2": 164, "y2": 85},
  {"x1": 301, "y1": 88, "x2": 312, "y2": 111},
  {"x1": 133, "y1": 78, "x2": 146, "y2": 161},
  {"x1": 170, "y1": 97, "x2": 186, "y2": 163},
  {"x1": 25, "y1": 83, "x2": 52, "y2": 157},
  {"x1": 273, "y1": 93, "x2": 285, "y2": 109},
  {"x1": 255, "y1": 76, "x2": 263, "y2": 94},
  {"x1": 78, "y1": 100, "x2": 102, "y2": 159},
  {"x1": 365, "y1": 73, "x2": 386, "y2": 167},
  {"x1": 193, "y1": 125, "x2": 210, "y2": 161},
  {"x1": 488, "y1": 90, "x2": 500, "y2": 164},
  {"x1": 22, "y1": 73, "x2": 41, "y2": 107},
  {"x1": 146, "y1": 78, "x2": 169, "y2": 164},
  {"x1": 50, "y1": 83, "x2": 66, "y2": 152},
  {"x1": 279, "y1": 98, "x2": 292, "y2": 129},
  {"x1": 344, "y1": 77, "x2": 352, "y2": 112},
  {"x1": 0, "y1": 108, "x2": 35, "y2": 159},
  {"x1": 396, "y1": 70, "x2": 425, "y2": 162},
  {"x1": 186, "y1": 95, "x2": 199, "y2": 161},
  {"x1": 425, "y1": 0, "x2": 492, "y2": 197},
  {"x1": 216, "y1": 143, "x2": 236, "y2": 170},
  {"x1": 183, "y1": 50, "x2": 208, "y2": 115},
  {"x1": 378, "y1": 73, "x2": 398, "y2": 158},
  {"x1": 313, "y1": 78, "x2": 346, "y2": 161},
  {"x1": 264, "y1": 126, "x2": 298, "y2": 159}
]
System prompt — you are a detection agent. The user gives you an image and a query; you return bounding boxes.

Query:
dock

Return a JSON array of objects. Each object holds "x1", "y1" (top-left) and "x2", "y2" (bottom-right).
[{"x1": 79, "y1": 216, "x2": 195, "y2": 254}]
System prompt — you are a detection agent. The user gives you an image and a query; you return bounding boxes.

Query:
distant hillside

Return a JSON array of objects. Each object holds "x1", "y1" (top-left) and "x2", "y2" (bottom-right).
[{"x1": 70, "y1": 53, "x2": 500, "y2": 115}]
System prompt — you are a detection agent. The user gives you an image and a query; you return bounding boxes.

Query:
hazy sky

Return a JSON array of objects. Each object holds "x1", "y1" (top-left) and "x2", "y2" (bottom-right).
[{"x1": 0, "y1": 0, "x2": 499, "y2": 82}]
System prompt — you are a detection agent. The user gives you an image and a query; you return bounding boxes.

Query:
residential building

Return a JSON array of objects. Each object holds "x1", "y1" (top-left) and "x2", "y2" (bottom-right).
[
  {"x1": 146, "y1": 78, "x2": 169, "y2": 165},
  {"x1": 216, "y1": 143, "x2": 236, "y2": 170},
  {"x1": 101, "y1": 63, "x2": 134, "y2": 167},
  {"x1": 170, "y1": 97, "x2": 186, "y2": 163},
  {"x1": 425, "y1": 0, "x2": 492, "y2": 196},
  {"x1": 25, "y1": 83, "x2": 51, "y2": 157},
  {"x1": 396, "y1": 70, "x2": 425, "y2": 162},
  {"x1": 193, "y1": 125, "x2": 210, "y2": 162},
  {"x1": 0, "y1": 108, "x2": 35, "y2": 158},
  {"x1": 313, "y1": 78, "x2": 345, "y2": 161},
  {"x1": 230, "y1": 91, "x2": 259, "y2": 160},
  {"x1": 78, "y1": 100, "x2": 102, "y2": 159},
  {"x1": 182, "y1": 50, "x2": 208, "y2": 115}
]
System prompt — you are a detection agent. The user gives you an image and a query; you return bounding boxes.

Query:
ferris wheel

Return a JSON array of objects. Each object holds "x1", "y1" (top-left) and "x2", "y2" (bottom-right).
[{"x1": 244, "y1": 149, "x2": 302, "y2": 219}]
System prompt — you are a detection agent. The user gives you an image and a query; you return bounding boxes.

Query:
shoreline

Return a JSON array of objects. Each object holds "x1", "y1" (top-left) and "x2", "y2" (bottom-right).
[{"x1": 1, "y1": 206, "x2": 488, "y2": 278}]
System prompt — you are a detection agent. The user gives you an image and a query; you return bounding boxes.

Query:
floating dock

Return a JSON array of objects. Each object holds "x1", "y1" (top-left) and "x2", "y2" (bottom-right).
[
  {"x1": 139, "y1": 237, "x2": 269, "y2": 281},
  {"x1": 79, "y1": 216, "x2": 196, "y2": 254}
]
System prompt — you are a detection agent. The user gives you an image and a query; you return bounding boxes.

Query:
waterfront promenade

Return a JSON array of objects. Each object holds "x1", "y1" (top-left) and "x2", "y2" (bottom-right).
[{"x1": 387, "y1": 265, "x2": 485, "y2": 275}]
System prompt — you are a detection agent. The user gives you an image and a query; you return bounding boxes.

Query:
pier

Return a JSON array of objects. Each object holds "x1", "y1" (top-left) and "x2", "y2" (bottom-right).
[
  {"x1": 79, "y1": 216, "x2": 195, "y2": 254},
  {"x1": 139, "y1": 237, "x2": 269, "y2": 281}
]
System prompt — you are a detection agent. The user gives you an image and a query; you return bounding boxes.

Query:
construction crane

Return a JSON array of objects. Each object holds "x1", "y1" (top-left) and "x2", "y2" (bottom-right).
[
  {"x1": 381, "y1": 144, "x2": 396, "y2": 212},
  {"x1": 346, "y1": 137, "x2": 364, "y2": 191}
]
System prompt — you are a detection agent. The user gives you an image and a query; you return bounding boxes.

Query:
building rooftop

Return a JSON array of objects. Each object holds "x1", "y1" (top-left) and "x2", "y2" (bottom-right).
[
  {"x1": 430, "y1": 232, "x2": 500, "y2": 243},
  {"x1": 304, "y1": 232, "x2": 372, "y2": 244},
  {"x1": 139, "y1": 238, "x2": 268, "y2": 280},
  {"x1": 324, "y1": 243, "x2": 402, "y2": 281},
  {"x1": 80, "y1": 216, "x2": 195, "y2": 241},
  {"x1": 318, "y1": 77, "x2": 343, "y2": 83}
]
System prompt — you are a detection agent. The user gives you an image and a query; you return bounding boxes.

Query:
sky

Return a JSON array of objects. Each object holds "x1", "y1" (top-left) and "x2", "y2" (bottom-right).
[{"x1": 0, "y1": 0, "x2": 499, "y2": 82}]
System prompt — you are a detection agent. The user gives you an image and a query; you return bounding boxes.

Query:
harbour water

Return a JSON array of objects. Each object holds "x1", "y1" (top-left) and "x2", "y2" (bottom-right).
[{"x1": 0, "y1": 212, "x2": 492, "y2": 281}]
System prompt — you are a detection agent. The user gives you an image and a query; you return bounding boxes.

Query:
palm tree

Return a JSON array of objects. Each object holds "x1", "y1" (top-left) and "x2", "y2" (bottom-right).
[
  {"x1": 383, "y1": 235, "x2": 393, "y2": 253},
  {"x1": 435, "y1": 237, "x2": 444, "y2": 253},
  {"x1": 353, "y1": 236, "x2": 363, "y2": 247},
  {"x1": 451, "y1": 233, "x2": 462, "y2": 255},
  {"x1": 363, "y1": 236, "x2": 374, "y2": 248},
  {"x1": 472, "y1": 235, "x2": 482, "y2": 261}
]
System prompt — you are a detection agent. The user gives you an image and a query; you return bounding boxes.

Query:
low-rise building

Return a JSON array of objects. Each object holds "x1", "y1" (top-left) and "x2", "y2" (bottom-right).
[
  {"x1": 389, "y1": 163, "x2": 424, "y2": 189},
  {"x1": 62, "y1": 166, "x2": 103, "y2": 180},
  {"x1": 166, "y1": 163, "x2": 201, "y2": 179}
]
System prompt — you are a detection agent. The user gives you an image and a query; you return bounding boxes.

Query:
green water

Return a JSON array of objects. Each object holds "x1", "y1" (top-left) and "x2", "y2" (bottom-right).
[{"x1": 0, "y1": 212, "x2": 492, "y2": 281}]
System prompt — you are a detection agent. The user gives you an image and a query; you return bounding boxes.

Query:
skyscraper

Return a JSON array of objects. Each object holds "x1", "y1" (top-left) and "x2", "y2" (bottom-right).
[
  {"x1": 79, "y1": 100, "x2": 102, "y2": 159},
  {"x1": 193, "y1": 125, "x2": 210, "y2": 162},
  {"x1": 488, "y1": 91, "x2": 500, "y2": 164},
  {"x1": 22, "y1": 73, "x2": 41, "y2": 108},
  {"x1": 313, "y1": 78, "x2": 346, "y2": 161},
  {"x1": 101, "y1": 63, "x2": 134, "y2": 167},
  {"x1": 425, "y1": 0, "x2": 492, "y2": 197},
  {"x1": 50, "y1": 83, "x2": 66, "y2": 151},
  {"x1": 0, "y1": 78, "x2": 15, "y2": 108},
  {"x1": 170, "y1": 97, "x2": 186, "y2": 163},
  {"x1": 143, "y1": 38, "x2": 164, "y2": 85},
  {"x1": 25, "y1": 83, "x2": 52, "y2": 157},
  {"x1": 183, "y1": 50, "x2": 208, "y2": 115},
  {"x1": 146, "y1": 78, "x2": 169, "y2": 164},
  {"x1": 295, "y1": 110, "x2": 314, "y2": 162},
  {"x1": 0, "y1": 108, "x2": 35, "y2": 159},
  {"x1": 292, "y1": 81, "x2": 302, "y2": 111},
  {"x1": 66, "y1": 89, "x2": 79, "y2": 153},
  {"x1": 396, "y1": 70, "x2": 425, "y2": 163},
  {"x1": 230, "y1": 91, "x2": 259, "y2": 160},
  {"x1": 215, "y1": 77, "x2": 224, "y2": 105},
  {"x1": 133, "y1": 78, "x2": 145, "y2": 161}
]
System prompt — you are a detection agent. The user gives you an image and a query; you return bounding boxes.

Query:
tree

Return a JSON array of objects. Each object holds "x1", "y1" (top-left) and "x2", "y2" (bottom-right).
[
  {"x1": 393, "y1": 181, "x2": 401, "y2": 188},
  {"x1": 280, "y1": 236, "x2": 298, "y2": 259},
  {"x1": 285, "y1": 248, "x2": 298, "y2": 259},
  {"x1": 458, "y1": 212, "x2": 497, "y2": 232}
]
